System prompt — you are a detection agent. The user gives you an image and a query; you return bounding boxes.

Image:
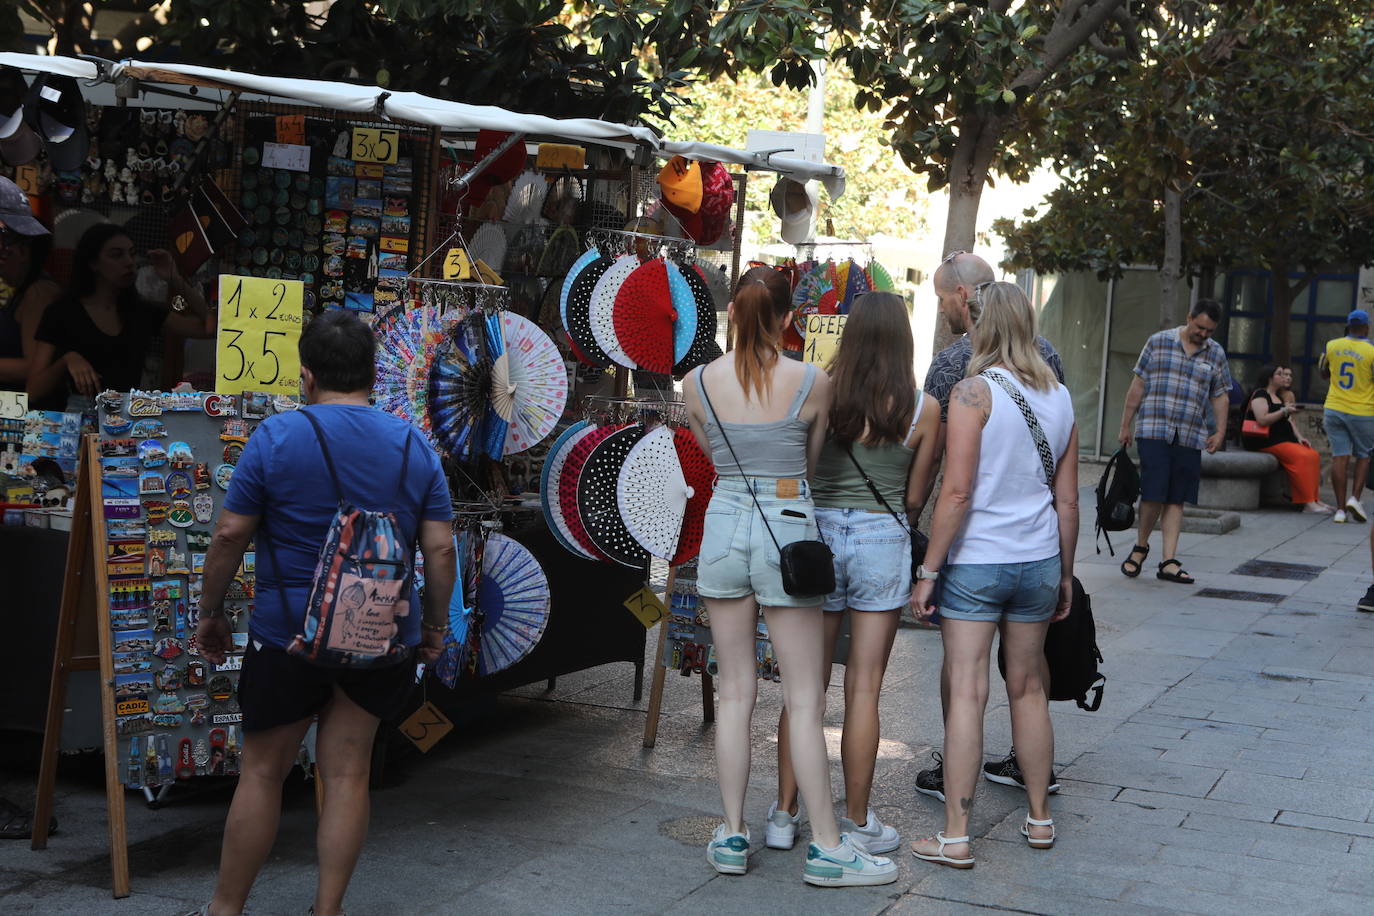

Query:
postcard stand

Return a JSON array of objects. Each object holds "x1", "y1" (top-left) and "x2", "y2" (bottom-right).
[{"x1": 31, "y1": 435, "x2": 130, "y2": 896}]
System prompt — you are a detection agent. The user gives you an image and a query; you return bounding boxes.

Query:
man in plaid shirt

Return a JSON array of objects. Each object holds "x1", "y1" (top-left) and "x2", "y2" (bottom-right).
[{"x1": 1117, "y1": 300, "x2": 1230, "y2": 585}]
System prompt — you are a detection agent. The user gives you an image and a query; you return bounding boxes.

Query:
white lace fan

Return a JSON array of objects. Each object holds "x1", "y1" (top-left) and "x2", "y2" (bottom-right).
[{"x1": 616, "y1": 424, "x2": 690, "y2": 561}]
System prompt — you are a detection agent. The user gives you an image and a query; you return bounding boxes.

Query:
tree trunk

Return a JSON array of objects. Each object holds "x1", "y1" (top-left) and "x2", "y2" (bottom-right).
[
  {"x1": 1158, "y1": 186, "x2": 1184, "y2": 329},
  {"x1": 935, "y1": 111, "x2": 1002, "y2": 353},
  {"x1": 1267, "y1": 265, "x2": 1308, "y2": 366}
]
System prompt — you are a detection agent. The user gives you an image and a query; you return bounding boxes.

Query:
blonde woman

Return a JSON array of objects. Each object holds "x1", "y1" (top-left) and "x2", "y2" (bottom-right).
[{"x1": 910, "y1": 282, "x2": 1079, "y2": 868}]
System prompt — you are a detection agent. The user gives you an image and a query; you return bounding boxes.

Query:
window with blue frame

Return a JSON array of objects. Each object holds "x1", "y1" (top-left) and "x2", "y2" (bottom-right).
[{"x1": 1217, "y1": 268, "x2": 1359, "y2": 402}]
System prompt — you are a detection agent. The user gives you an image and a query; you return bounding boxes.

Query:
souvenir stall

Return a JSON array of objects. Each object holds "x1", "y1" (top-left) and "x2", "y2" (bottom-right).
[{"x1": 1, "y1": 52, "x2": 848, "y2": 895}]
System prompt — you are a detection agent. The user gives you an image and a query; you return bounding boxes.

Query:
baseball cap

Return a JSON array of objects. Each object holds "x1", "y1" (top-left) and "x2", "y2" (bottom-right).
[
  {"x1": 770, "y1": 177, "x2": 817, "y2": 245},
  {"x1": 0, "y1": 175, "x2": 48, "y2": 236},
  {"x1": 0, "y1": 68, "x2": 40, "y2": 167},
  {"x1": 25, "y1": 73, "x2": 88, "y2": 173},
  {"x1": 1348, "y1": 309, "x2": 1370, "y2": 326}
]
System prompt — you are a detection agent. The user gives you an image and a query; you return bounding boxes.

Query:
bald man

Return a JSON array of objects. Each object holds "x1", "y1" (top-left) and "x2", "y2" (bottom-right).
[{"x1": 915, "y1": 251, "x2": 1067, "y2": 804}]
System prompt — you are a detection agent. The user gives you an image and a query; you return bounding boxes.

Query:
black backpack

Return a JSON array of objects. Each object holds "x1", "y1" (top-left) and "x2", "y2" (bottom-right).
[
  {"x1": 997, "y1": 576, "x2": 1105, "y2": 712},
  {"x1": 1095, "y1": 448, "x2": 1139, "y2": 556}
]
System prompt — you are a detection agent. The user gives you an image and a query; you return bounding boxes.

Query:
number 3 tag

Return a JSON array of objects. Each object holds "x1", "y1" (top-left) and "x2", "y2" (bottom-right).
[{"x1": 398, "y1": 701, "x2": 453, "y2": 753}]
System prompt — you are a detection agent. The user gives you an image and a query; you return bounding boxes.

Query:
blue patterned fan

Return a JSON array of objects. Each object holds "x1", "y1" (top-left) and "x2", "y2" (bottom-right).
[
  {"x1": 427, "y1": 316, "x2": 490, "y2": 462},
  {"x1": 666, "y1": 262, "x2": 698, "y2": 364},
  {"x1": 475, "y1": 533, "x2": 551, "y2": 676},
  {"x1": 482, "y1": 311, "x2": 509, "y2": 460},
  {"x1": 541, "y1": 421, "x2": 598, "y2": 560}
]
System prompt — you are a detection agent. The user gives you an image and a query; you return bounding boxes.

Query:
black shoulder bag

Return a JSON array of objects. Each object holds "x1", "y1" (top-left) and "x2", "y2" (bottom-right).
[
  {"x1": 840, "y1": 443, "x2": 927, "y2": 576},
  {"x1": 698, "y1": 379, "x2": 835, "y2": 598}
]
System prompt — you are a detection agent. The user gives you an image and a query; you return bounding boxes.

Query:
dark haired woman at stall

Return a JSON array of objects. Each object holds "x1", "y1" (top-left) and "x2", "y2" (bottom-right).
[
  {"x1": 27, "y1": 223, "x2": 213, "y2": 410},
  {"x1": 0, "y1": 178, "x2": 60, "y2": 394}
]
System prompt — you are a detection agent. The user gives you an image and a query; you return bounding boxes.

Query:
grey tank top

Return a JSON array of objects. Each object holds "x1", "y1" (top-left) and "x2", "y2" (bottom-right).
[{"x1": 696, "y1": 363, "x2": 817, "y2": 479}]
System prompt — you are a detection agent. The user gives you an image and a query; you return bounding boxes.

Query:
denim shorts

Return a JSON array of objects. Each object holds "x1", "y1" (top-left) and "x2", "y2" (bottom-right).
[
  {"x1": 1323, "y1": 409, "x2": 1374, "y2": 458},
  {"x1": 697, "y1": 477, "x2": 824, "y2": 608},
  {"x1": 935, "y1": 555, "x2": 1061, "y2": 623},
  {"x1": 816, "y1": 508, "x2": 910, "y2": 612}
]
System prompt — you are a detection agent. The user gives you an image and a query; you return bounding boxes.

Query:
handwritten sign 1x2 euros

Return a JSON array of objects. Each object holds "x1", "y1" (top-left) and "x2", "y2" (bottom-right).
[{"x1": 216, "y1": 276, "x2": 304, "y2": 397}]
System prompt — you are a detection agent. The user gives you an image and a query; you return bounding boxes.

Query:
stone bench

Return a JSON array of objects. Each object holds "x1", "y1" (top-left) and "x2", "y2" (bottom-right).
[{"x1": 1198, "y1": 450, "x2": 1280, "y2": 511}]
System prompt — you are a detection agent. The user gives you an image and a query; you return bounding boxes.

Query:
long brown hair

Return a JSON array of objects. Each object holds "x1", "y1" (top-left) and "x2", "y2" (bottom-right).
[
  {"x1": 730, "y1": 265, "x2": 792, "y2": 401},
  {"x1": 828, "y1": 291, "x2": 916, "y2": 445}
]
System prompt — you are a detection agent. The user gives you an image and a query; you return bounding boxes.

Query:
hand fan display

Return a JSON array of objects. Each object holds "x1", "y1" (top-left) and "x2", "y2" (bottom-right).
[
  {"x1": 474, "y1": 533, "x2": 551, "y2": 676},
  {"x1": 671, "y1": 426, "x2": 715, "y2": 566},
  {"x1": 790, "y1": 260, "x2": 832, "y2": 337},
  {"x1": 491, "y1": 311, "x2": 568, "y2": 455},
  {"x1": 578, "y1": 423, "x2": 651, "y2": 568},
  {"x1": 564, "y1": 254, "x2": 615, "y2": 367},
  {"x1": 616, "y1": 424, "x2": 690, "y2": 560},
  {"x1": 673, "y1": 263, "x2": 721, "y2": 376},
  {"x1": 433, "y1": 534, "x2": 471, "y2": 688},
  {"x1": 838, "y1": 258, "x2": 871, "y2": 313},
  {"x1": 541, "y1": 422, "x2": 599, "y2": 561},
  {"x1": 373, "y1": 304, "x2": 450, "y2": 446},
  {"x1": 692, "y1": 258, "x2": 732, "y2": 311},
  {"x1": 868, "y1": 259, "x2": 899, "y2": 294},
  {"x1": 427, "y1": 315, "x2": 491, "y2": 462},
  {"x1": 561, "y1": 247, "x2": 602, "y2": 334},
  {"x1": 613, "y1": 258, "x2": 677, "y2": 375},
  {"x1": 665, "y1": 261, "x2": 699, "y2": 365},
  {"x1": 557, "y1": 423, "x2": 619, "y2": 561},
  {"x1": 589, "y1": 254, "x2": 641, "y2": 369},
  {"x1": 481, "y1": 311, "x2": 509, "y2": 460},
  {"x1": 502, "y1": 170, "x2": 548, "y2": 226}
]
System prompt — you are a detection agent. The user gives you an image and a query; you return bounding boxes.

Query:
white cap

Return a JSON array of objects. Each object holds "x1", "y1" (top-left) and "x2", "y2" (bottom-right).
[{"x1": 770, "y1": 177, "x2": 817, "y2": 245}]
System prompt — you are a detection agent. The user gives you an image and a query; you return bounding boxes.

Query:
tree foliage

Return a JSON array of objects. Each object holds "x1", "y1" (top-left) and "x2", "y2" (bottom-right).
[{"x1": 995, "y1": 1, "x2": 1374, "y2": 357}]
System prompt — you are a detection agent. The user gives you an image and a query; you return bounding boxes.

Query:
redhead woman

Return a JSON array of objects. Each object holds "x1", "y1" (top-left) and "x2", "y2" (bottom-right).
[
  {"x1": 911, "y1": 282, "x2": 1079, "y2": 868},
  {"x1": 683, "y1": 266, "x2": 896, "y2": 888},
  {"x1": 770, "y1": 291, "x2": 939, "y2": 855}
]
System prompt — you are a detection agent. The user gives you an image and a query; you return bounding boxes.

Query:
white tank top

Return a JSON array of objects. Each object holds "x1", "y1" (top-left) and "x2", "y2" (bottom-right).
[{"x1": 947, "y1": 368, "x2": 1074, "y2": 565}]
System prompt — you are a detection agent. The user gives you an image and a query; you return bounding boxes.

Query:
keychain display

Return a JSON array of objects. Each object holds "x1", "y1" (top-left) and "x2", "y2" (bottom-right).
[{"x1": 662, "y1": 563, "x2": 779, "y2": 683}]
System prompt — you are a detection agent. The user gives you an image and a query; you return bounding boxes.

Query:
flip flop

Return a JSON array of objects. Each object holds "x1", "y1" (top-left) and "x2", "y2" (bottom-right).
[
  {"x1": 1156, "y1": 558, "x2": 1195, "y2": 584},
  {"x1": 1120, "y1": 543, "x2": 1149, "y2": 578}
]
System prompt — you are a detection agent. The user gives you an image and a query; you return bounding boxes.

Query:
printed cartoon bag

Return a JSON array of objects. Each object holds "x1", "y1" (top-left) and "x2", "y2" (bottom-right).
[{"x1": 285, "y1": 410, "x2": 416, "y2": 667}]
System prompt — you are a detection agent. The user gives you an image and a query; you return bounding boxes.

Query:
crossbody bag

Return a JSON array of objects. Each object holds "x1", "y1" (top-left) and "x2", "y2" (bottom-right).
[
  {"x1": 840, "y1": 442, "x2": 928, "y2": 576},
  {"x1": 699, "y1": 379, "x2": 835, "y2": 598},
  {"x1": 981, "y1": 370, "x2": 1057, "y2": 495}
]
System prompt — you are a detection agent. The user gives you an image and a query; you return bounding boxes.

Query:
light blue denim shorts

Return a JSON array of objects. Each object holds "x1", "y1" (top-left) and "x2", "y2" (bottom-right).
[
  {"x1": 1323, "y1": 409, "x2": 1374, "y2": 458},
  {"x1": 696, "y1": 476, "x2": 824, "y2": 609},
  {"x1": 815, "y1": 507, "x2": 910, "y2": 612},
  {"x1": 935, "y1": 555, "x2": 1061, "y2": 623}
]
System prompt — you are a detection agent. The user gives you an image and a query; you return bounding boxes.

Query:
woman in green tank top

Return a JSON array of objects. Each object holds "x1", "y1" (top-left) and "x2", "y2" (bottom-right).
[{"x1": 768, "y1": 292, "x2": 940, "y2": 855}]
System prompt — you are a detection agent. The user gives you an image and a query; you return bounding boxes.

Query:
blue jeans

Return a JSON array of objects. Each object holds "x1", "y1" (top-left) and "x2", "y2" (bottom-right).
[
  {"x1": 935, "y1": 556, "x2": 1061, "y2": 623},
  {"x1": 696, "y1": 477, "x2": 824, "y2": 609},
  {"x1": 816, "y1": 507, "x2": 910, "y2": 612}
]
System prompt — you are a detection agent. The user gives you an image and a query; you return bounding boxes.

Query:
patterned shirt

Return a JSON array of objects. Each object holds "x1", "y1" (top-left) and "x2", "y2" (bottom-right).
[
  {"x1": 924, "y1": 335, "x2": 1066, "y2": 419},
  {"x1": 1132, "y1": 327, "x2": 1231, "y2": 450}
]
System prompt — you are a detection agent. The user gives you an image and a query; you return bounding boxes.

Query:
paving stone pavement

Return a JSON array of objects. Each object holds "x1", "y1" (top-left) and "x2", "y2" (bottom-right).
[{"x1": 5, "y1": 489, "x2": 1374, "y2": 914}]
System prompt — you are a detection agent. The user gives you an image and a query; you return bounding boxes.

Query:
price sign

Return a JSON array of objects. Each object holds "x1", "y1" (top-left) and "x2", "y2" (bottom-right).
[
  {"x1": 624, "y1": 586, "x2": 667, "y2": 629},
  {"x1": 0, "y1": 391, "x2": 27, "y2": 419},
  {"x1": 216, "y1": 276, "x2": 304, "y2": 396},
  {"x1": 275, "y1": 114, "x2": 305, "y2": 145},
  {"x1": 442, "y1": 248, "x2": 473, "y2": 281},
  {"x1": 351, "y1": 127, "x2": 400, "y2": 164},
  {"x1": 398, "y1": 701, "x2": 454, "y2": 753},
  {"x1": 803, "y1": 313, "x2": 847, "y2": 367}
]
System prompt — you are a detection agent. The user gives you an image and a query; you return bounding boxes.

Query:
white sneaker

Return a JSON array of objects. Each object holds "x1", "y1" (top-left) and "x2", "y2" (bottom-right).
[
  {"x1": 837, "y1": 807, "x2": 901, "y2": 855},
  {"x1": 706, "y1": 824, "x2": 750, "y2": 875},
  {"x1": 803, "y1": 834, "x2": 898, "y2": 887},
  {"x1": 1334, "y1": 510, "x2": 1349, "y2": 523},
  {"x1": 1346, "y1": 498, "x2": 1368, "y2": 522},
  {"x1": 765, "y1": 801, "x2": 800, "y2": 850}
]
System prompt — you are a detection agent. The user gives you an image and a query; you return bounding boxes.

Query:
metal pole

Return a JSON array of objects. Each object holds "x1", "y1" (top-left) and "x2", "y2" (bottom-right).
[
  {"x1": 449, "y1": 132, "x2": 527, "y2": 194},
  {"x1": 1095, "y1": 276, "x2": 1116, "y2": 459}
]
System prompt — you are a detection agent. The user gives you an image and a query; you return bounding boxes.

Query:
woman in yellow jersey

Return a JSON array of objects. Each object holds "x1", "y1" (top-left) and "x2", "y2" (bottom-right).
[{"x1": 1320, "y1": 310, "x2": 1374, "y2": 523}]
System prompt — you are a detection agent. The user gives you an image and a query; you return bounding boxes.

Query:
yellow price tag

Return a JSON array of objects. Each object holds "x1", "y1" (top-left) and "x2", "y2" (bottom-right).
[
  {"x1": 443, "y1": 248, "x2": 472, "y2": 280},
  {"x1": 0, "y1": 390, "x2": 27, "y2": 419},
  {"x1": 624, "y1": 586, "x2": 667, "y2": 629},
  {"x1": 351, "y1": 127, "x2": 400, "y2": 164},
  {"x1": 216, "y1": 276, "x2": 304, "y2": 397},
  {"x1": 803, "y1": 313, "x2": 847, "y2": 367},
  {"x1": 398, "y1": 701, "x2": 454, "y2": 753},
  {"x1": 536, "y1": 143, "x2": 586, "y2": 170}
]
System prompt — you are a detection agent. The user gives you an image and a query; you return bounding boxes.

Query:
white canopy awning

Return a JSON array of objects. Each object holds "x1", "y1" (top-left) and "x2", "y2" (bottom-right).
[{"x1": 0, "y1": 53, "x2": 846, "y2": 196}]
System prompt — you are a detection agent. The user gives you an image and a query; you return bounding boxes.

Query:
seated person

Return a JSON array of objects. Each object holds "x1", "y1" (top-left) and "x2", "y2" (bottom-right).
[
  {"x1": 1242, "y1": 363, "x2": 1331, "y2": 514},
  {"x1": 0, "y1": 178, "x2": 60, "y2": 393},
  {"x1": 27, "y1": 223, "x2": 213, "y2": 411}
]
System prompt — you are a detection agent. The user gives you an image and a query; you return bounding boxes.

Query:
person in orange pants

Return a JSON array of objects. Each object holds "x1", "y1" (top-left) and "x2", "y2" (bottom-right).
[{"x1": 1242, "y1": 364, "x2": 1332, "y2": 513}]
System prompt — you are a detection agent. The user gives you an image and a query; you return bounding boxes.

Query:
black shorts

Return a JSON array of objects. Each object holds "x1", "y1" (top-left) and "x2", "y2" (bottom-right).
[
  {"x1": 237, "y1": 640, "x2": 417, "y2": 732},
  {"x1": 1137, "y1": 437, "x2": 1202, "y2": 506}
]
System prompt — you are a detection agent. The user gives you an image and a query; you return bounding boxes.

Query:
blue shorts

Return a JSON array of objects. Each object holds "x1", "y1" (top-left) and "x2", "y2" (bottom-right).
[
  {"x1": 1323, "y1": 409, "x2": 1374, "y2": 458},
  {"x1": 696, "y1": 477, "x2": 824, "y2": 609},
  {"x1": 1137, "y1": 437, "x2": 1201, "y2": 505},
  {"x1": 816, "y1": 508, "x2": 910, "y2": 612},
  {"x1": 935, "y1": 556, "x2": 1060, "y2": 624}
]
